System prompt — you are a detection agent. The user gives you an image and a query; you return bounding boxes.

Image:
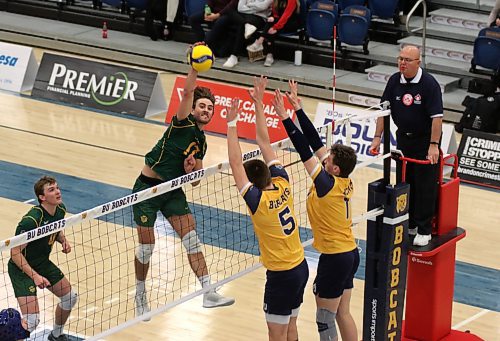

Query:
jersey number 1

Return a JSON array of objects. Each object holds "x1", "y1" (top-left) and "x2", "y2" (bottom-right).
[{"x1": 279, "y1": 207, "x2": 296, "y2": 235}]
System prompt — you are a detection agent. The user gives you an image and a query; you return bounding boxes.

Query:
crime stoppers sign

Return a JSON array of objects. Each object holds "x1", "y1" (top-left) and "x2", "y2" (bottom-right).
[
  {"x1": 32, "y1": 53, "x2": 166, "y2": 117},
  {"x1": 457, "y1": 129, "x2": 500, "y2": 189},
  {"x1": 166, "y1": 76, "x2": 295, "y2": 142}
]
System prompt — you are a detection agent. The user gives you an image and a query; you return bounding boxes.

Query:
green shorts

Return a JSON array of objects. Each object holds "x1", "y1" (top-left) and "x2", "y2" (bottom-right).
[
  {"x1": 8, "y1": 259, "x2": 65, "y2": 297},
  {"x1": 132, "y1": 175, "x2": 191, "y2": 227}
]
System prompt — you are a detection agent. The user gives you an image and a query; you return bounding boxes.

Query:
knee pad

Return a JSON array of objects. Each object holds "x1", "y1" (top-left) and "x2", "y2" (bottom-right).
[
  {"x1": 25, "y1": 313, "x2": 40, "y2": 332},
  {"x1": 316, "y1": 308, "x2": 337, "y2": 341},
  {"x1": 136, "y1": 243, "x2": 155, "y2": 264},
  {"x1": 181, "y1": 230, "x2": 202, "y2": 254},
  {"x1": 59, "y1": 290, "x2": 78, "y2": 311}
]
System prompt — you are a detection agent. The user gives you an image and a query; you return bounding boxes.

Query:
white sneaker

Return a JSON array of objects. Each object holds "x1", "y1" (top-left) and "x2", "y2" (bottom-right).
[
  {"x1": 244, "y1": 23, "x2": 257, "y2": 39},
  {"x1": 135, "y1": 292, "x2": 151, "y2": 321},
  {"x1": 408, "y1": 227, "x2": 417, "y2": 236},
  {"x1": 247, "y1": 40, "x2": 263, "y2": 52},
  {"x1": 264, "y1": 53, "x2": 274, "y2": 67},
  {"x1": 223, "y1": 55, "x2": 238, "y2": 68},
  {"x1": 203, "y1": 290, "x2": 235, "y2": 308},
  {"x1": 413, "y1": 233, "x2": 431, "y2": 246}
]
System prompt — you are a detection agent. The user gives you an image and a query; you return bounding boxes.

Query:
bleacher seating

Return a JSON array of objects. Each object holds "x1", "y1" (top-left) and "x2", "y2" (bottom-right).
[
  {"x1": 337, "y1": 0, "x2": 365, "y2": 11},
  {"x1": 306, "y1": 0, "x2": 338, "y2": 46},
  {"x1": 185, "y1": 0, "x2": 206, "y2": 17},
  {"x1": 368, "y1": 0, "x2": 398, "y2": 22},
  {"x1": 338, "y1": 5, "x2": 371, "y2": 54},
  {"x1": 471, "y1": 27, "x2": 500, "y2": 74}
]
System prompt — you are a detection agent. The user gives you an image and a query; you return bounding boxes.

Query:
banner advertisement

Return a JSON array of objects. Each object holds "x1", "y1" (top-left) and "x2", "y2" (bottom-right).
[
  {"x1": 165, "y1": 76, "x2": 295, "y2": 142},
  {"x1": 31, "y1": 53, "x2": 166, "y2": 118},
  {"x1": 456, "y1": 129, "x2": 500, "y2": 189},
  {"x1": 0, "y1": 42, "x2": 38, "y2": 93},
  {"x1": 313, "y1": 102, "x2": 457, "y2": 162}
]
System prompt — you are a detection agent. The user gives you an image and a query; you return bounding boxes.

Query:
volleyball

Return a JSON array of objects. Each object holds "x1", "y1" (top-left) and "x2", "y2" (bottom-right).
[{"x1": 188, "y1": 45, "x2": 214, "y2": 72}]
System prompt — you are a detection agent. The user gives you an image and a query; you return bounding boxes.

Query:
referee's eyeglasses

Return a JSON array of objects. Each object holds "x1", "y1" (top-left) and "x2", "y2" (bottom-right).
[{"x1": 397, "y1": 56, "x2": 419, "y2": 63}]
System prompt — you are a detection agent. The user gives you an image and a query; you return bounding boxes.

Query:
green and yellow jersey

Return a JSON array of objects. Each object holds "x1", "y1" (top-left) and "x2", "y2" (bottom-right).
[
  {"x1": 241, "y1": 161, "x2": 304, "y2": 271},
  {"x1": 9, "y1": 204, "x2": 67, "y2": 267},
  {"x1": 145, "y1": 114, "x2": 207, "y2": 181},
  {"x1": 307, "y1": 165, "x2": 356, "y2": 254}
]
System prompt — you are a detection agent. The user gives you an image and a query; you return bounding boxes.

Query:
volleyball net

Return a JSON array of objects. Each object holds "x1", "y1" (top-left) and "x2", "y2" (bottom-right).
[{"x1": 0, "y1": 126, "x2": 328, "y2": 340}]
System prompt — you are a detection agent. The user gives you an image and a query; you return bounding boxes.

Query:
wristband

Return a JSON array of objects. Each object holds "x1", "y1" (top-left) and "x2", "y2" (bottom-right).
[
  {"x1": 430, "y1": 142, "x2": 439, "y2": 145},
  {"x1": 227, "y1": 118, "x2": 238, "y2": 127},
  {"x1": 374, "y1": 135, "x2": 382, "y2": 138}
]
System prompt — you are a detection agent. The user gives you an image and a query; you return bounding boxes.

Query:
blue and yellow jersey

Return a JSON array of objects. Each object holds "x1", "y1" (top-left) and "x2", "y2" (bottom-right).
[
  {"x1": 145, "y1": 114, "x2": 207, "y2": 181},
  {"x1": 241, "y1": 161, "x2": 304, "y2": 271},
  {"x1": 307, "y1": 165, "x2": 356, "y2": 254}
]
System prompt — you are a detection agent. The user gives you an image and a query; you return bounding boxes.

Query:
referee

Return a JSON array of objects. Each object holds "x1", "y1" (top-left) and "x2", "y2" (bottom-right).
[{"x1": 370, "y1": 45, "x2": 443, "y2": 247}]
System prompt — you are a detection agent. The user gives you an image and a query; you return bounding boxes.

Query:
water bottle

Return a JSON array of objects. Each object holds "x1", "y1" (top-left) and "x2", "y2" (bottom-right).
[
  {"x1": 204, "y1": 4, "x2": 211, "y2": 15},
  {"x1": 102, "y1": 21, "x2": 108, "y2": 39}
]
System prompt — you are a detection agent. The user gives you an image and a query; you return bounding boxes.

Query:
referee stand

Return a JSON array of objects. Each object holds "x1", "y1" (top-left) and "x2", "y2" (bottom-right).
[{"x1": 362, "y1": 115, "x2": 483, "y2": 340}]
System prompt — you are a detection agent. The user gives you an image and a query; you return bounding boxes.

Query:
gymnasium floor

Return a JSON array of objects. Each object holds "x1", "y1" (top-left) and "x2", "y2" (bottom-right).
[{"x1": 0, "y1": 51, "x2": 499, "y2": 340}]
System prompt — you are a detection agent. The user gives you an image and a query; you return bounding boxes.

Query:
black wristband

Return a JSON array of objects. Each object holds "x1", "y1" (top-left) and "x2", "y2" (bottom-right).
[{"x1": 430, "y1": 142, "x2": 439, "y2": 145}]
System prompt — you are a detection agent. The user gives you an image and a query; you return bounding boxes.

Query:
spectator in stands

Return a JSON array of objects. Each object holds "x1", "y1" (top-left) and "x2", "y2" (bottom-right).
[
  {"x1": 488, "y1": 0, "x2": 500, "y2": 27},
  {"x1": 188, "y1": 0, "x2": 242, "y2": 58},
  {"x1": 145, "y1": 0, "x2": 182, "y2": 41},
  {"x1": 370, "y1": 45, "x2": 443, "y2": 247},
  {"x1": 222, "y1": 0, "x2": 273, "y2": 68},
  {"x1": 246, "y1": 0, "x2": 301, "y2": 67}
]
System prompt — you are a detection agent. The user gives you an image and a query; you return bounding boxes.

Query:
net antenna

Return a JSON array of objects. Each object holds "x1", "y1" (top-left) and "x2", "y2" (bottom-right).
[{"x1": 0, "y1": 125, "x2": 330, "y2": 340}]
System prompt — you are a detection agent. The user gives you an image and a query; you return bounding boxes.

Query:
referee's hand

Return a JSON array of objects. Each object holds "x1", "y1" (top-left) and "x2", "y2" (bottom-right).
[{"x1": 427, "y1": 144, "x2": 439, "y2": 164}]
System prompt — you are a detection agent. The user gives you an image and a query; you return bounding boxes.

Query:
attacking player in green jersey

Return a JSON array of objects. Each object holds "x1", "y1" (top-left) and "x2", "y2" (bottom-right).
[
  {"x1": 132, "y1": 43, "x2": 234, "y2": 319},
  {"x1": 8, "y1": 176, "x2": 77, "y2": 341}
]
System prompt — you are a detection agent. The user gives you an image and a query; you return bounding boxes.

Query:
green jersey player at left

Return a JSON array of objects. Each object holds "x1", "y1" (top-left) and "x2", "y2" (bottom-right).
[
  {"x1": 8, "y1": 176, "x2": 77, "y2": 341},
  {"x1": 132, "y1": 42, "x2": 234, "y2": 320}
]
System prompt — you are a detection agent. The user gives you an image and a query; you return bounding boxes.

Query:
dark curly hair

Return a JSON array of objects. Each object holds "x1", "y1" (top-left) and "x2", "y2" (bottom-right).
[
  {"x1": 330, "y1": 144, "x2": 357, "y2": 177},
  {"x1": 192, "y1": 86, "x2": 215, "y2": 109}
]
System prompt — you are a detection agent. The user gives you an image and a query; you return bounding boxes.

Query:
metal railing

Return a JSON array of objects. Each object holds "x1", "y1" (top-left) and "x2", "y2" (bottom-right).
[{"x1": 406, "y1": 0, "x2": 427, "y2": 67}]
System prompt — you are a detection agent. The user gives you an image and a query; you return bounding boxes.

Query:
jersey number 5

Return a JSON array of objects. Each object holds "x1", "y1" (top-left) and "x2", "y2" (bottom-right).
[{"x1": 279, "y1": 207, "x2": 296, "y2": 235}]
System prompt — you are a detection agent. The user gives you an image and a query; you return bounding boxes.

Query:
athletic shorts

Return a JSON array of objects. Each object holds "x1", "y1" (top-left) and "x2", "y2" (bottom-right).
[
  {"x1": 313, "y1": 248, "x2": 360, "y2": 299},
  {"x1": 8, "y1": 260, "x2": 65, "y2": 297},
  {"x1": 132, "y1": 174, "x2": 191, "y2": 227},
  {"x1": 264, "y1": 259, "x2": 309, "y2": 316}
]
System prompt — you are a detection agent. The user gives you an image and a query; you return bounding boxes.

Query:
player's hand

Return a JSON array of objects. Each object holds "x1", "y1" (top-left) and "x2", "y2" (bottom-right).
[
  {"x1": 33, "y1": 274, "x2": 50, "y2": 289},
  {"x1": 427, "y1": 144, "x2": 439, "y2": 164},
  {"x1": 271, "y1": 90, "x2": 289, "y2": 120},
  {"x1": 184, "y1": 154, "x2": 196, "y2": 173},
  {"x1": 248, "y1": 76, "x2": 267, "y2": 104},
  {"x1": 285, "y1": 79, "x2": 301, "y2": 110},
  {"x1": 61, "y1": 239, "x2": 71, "y2": 254},
  {"x1": 369, "y1": 137, "x2": 381, "y2": 155},
  {"x1": 267, "y1": 27, "x2": 277, "y2": 34},
  {"x1": 226, "y1": 97, "x2": 240, "y2": 124}
]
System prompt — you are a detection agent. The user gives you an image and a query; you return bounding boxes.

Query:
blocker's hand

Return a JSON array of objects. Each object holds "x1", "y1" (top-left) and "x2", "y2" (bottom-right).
[{"x1": 184, "y1": 154, "x2": 196, "y2": 173}]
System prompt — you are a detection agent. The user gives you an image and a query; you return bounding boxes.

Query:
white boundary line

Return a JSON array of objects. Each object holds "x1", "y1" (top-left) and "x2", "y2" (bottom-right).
[{"x1": 452, "y1": 309, "x2": 491, "y2": 330}]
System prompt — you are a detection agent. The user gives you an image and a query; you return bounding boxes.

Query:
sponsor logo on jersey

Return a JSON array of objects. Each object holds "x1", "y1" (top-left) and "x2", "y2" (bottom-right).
[
  {"x1": 141, "y1": 215, "x2": 148, "y2": 223},
  {"x1": 414, "y1": 94, "x2": 422, "y2": 104},
  {"x1": 402, "y1": 94, "x2": 413, "y2": 106}
]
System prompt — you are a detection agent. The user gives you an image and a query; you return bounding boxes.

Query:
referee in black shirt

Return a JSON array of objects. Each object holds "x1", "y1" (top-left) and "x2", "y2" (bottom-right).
[{"x1": 370, "y1": 45, "x2": 443, "y2": 247}]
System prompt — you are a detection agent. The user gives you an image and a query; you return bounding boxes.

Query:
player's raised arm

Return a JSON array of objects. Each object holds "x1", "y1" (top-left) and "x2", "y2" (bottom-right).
[
  {"x1": 285, "y1": 79, "x2": 328, "y2": 162},
  {"x1": 176, "y1": 43, "x2": 203, "y2": 121},
  {"x1": 249, "y1": 76, "x2": 276, "y2": 164},
  {"x1": 273, "y1": 90, "x2": 319, "y2": 176},
  {"x1": 227, "y1": 98, "x2": 249, "y2": 191}
]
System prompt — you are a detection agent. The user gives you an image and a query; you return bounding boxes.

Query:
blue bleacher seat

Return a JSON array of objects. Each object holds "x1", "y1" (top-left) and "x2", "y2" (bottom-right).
[
  {"x1": 185, "y1": 0, "x2": 206, "y2": 17},
  {"x1": 368, "y1": 0, "x2": 399, "y2": 20},
  {"x1": 338, "y1": 0, "x2": 365, "y2": 11},
  {"x1": 471, "y1": 27, "x2": 500, "y2": 73},
  {"x1": 306, "y1": 0, "x2": 338, "y2": 45},
  {"x1": 338, "y1": 5, "x2": 371, "y2": 54},
  {"x1": 127, "y1": 0, "x2": 147, "y2": 11}
]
